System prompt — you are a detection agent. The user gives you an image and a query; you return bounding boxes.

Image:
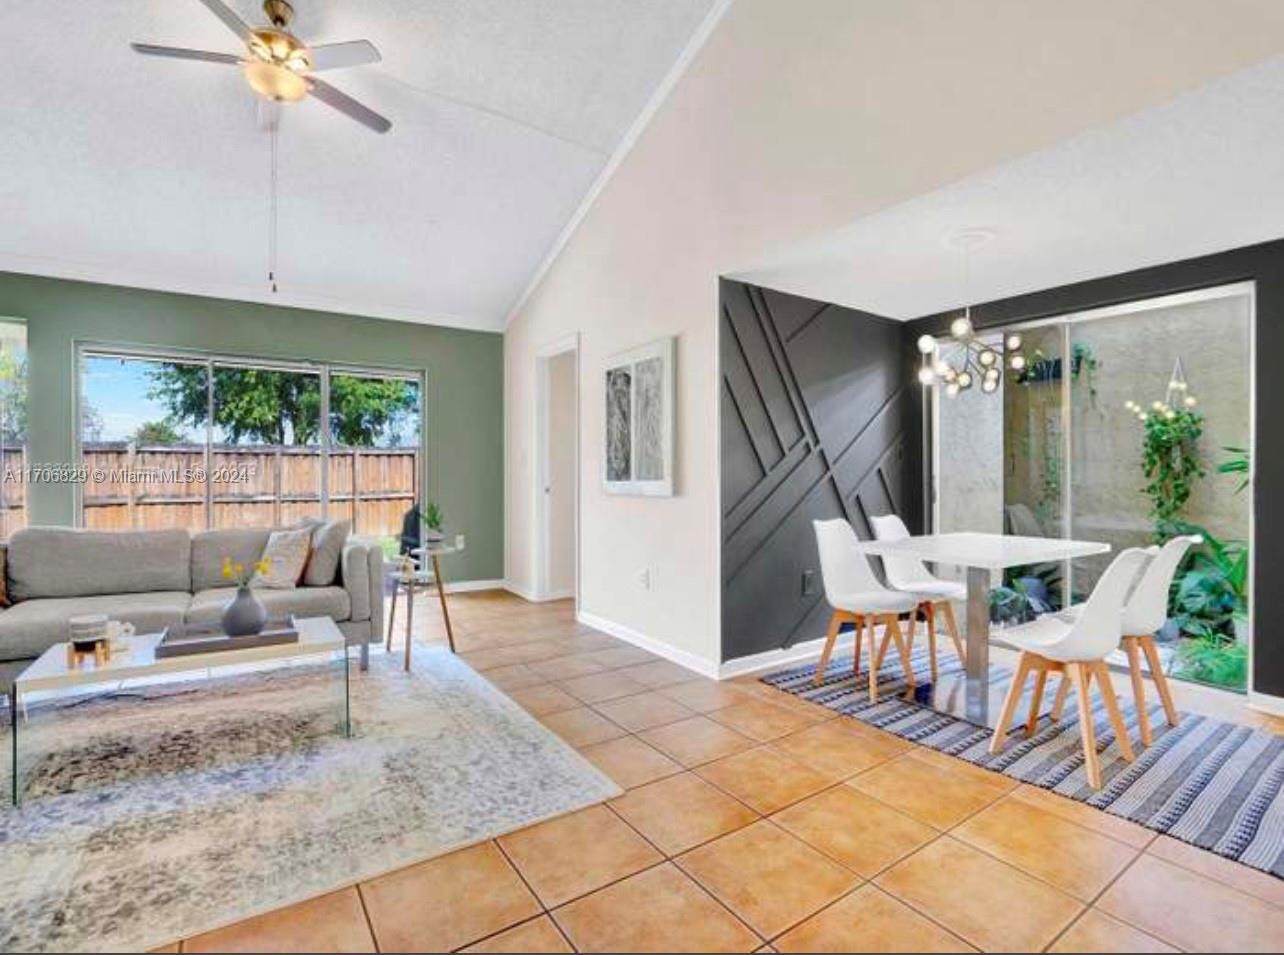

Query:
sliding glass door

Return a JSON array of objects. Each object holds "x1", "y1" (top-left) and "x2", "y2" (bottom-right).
[{"x1": 935, "y1": 283, "x2": 1253, "y2": 691}]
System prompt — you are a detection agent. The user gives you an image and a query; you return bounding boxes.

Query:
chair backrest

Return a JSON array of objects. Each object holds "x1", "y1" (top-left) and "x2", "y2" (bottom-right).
[
  {"x1": 1052, "y1": 547, "x2": 1151, "y2": 660},
  {"x1": 1123, "y1": 534, "x2": 1202, "y2": 635},
  {"x1": 868, "y1": 513, "x2": 933, "y2": 589},
  {"x1": 813, "y1": 519, "x2": 884, "y2": 607}
]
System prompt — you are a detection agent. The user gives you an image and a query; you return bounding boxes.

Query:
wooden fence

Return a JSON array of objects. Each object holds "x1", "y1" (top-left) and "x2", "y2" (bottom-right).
[{"x1": 0, "y1": 444, "x2": 418, "y2": 538}]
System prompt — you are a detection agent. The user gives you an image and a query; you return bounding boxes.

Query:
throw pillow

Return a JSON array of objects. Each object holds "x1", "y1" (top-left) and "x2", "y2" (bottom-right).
[
  {"x1": 252, "y1": 527, "x2": 312, "y2": 589},
  {"x1": 304, "y1": 519, "x2": 351, "y2": 587}
]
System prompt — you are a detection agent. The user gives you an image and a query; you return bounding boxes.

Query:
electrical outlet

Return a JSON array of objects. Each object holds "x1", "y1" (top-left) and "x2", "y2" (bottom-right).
[
  {"x1": 802, "y1": 569, "x2": 817, "y2": 596},
  {"x1": 639, "y1": 568, "x2": 651, "y2": 591}
]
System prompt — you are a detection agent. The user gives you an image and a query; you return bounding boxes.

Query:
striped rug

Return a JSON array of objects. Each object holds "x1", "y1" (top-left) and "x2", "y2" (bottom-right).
[{"x1": 761, "y1": 648, "x2": 1284, "y2": 878}]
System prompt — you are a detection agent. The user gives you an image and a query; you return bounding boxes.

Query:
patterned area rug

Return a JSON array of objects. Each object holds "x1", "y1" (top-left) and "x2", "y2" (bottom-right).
[
  {"x1": 762, "y1": 648, "x2": 1284, "y2": 878},
  {"x1": 1, "y1": 647, "x2": 620, "y2": 953}
]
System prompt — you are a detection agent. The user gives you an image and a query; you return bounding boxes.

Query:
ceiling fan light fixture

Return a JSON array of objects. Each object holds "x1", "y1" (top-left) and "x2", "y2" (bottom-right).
[{"x1": 244, "y1": 59, "x2": 309, "y2": 101}]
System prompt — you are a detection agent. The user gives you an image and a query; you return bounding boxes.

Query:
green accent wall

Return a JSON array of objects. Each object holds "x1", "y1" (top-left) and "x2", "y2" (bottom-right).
[{"x1": 0, "y1": 271, "x2": 503, "y2": 583}]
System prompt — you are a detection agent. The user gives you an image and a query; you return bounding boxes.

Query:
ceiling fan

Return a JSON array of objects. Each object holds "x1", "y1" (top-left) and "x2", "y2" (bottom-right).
[{"x1": 131, "y1": 0, "x2": 391, "y2": 134}]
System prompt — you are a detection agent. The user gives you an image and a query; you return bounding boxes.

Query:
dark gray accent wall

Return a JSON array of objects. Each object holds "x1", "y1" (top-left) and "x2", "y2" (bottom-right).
[
  {"x1": 908, "y1": 239, "x2": 1284, "y2": 697},
  {"x1": 719, "y1": 279, "x2": 922, "y2": 662}
]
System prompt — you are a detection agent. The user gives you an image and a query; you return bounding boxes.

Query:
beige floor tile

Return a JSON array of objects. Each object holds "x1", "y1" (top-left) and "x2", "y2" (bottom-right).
[
  {"x1": 610, "y1": 772, "x2": 759, "y2": 855},
  {"x1": 528, "y1": 653, "x2": 610, "y2": 680},
  {"x1": 462, "y1": 916, "x2": 573, "y2": 953},
  {"x1": 848, "y1": 752, "x2": 1014, "y2": 830},
  {"x1": 498, "y1": 804, "x2": 663, "y2": 907},
  {"x1": 771, "y1": 719, "x2": 910, "y2": 778},
  {"x1": 952, "y1": 797, "x2": 1139, "y2": 900},
  {"x1": 1147, "y1": 834, "x2": 1284, "y2": 908},
  {"x1": 1008, "y1": 784, "x2": 1156, "y2": 849},
  {"x1": 183, "y1": 888, "x2": 375, "y2": 953},
  {"x1": 553, "y1": 862, "x2": 761, "y2": 953},
  {"x1": 582, "y1": 646, "x2": 659, "y2": 669},
  {"x1": 593, "y1": 690, "x2": 696, "y2": 732},
  {"x1": 774, "y1": 884, "x2": 974, "y2": 952},
  {"x1": 696, "y1": 746, "x2": 837, "y2": 814},
  {"x1": 148, "y1": 944, "x2": 179, "y2": 953},
  {"x1": 875, "y1": 837, "x2": 1082, "y2": 952},
  {"x1": 509, "y1": 683, "x2": 581, "y2": 716},
  {"x1": 556, "y1": 633, "x2": 623, "y2": 654},
  {"x1": 640, "y1": 715, "x2": 757, "y2": 767},
  {"x1": 772, "y1": 786, "x2": 936, "y2": 878},
  {"x1": 1098, "y1": 854, "x2": 1284, "y2": 952},
  {"x1": 557, "y1": 670, "x2": 653, "y2": 704},
  {"x1": 618, "y1": 659, "x2": 702, "y2": 688},
  {"x1": 482, "y1": 663, "x2": 546, "y2": 692},
  {"x1": 707, "y1": 699, "x2": 823, "y2": 742},
  {"x1": 577, "y1": 735, "x2": 683, "y2": 789},
  {"x1": 1048, "y1": 908, "x2": 1177, "y2": 953},
  {"x1": 360, "y1": 842, "x2": 540, "y2": 952},
  {"x1": 677, "y1": 820, "x2": 860, "y2": 938},
  {"x1": 660, "y1": 679, "x2": 756, "y2": 713},
  {"x1": 537, "y1": 706, "x2": 627, "y2": 747}
]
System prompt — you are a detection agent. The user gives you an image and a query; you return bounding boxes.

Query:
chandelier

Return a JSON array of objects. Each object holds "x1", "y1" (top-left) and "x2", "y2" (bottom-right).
[{"x1": 915, "y1": 313, "x2": 1026, "y2": 397}]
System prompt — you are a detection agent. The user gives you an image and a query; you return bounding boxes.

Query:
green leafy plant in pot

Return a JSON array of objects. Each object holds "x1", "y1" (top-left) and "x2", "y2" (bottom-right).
[{"x1": 422, "y1": 501, "x2": 445, "y2": 543}]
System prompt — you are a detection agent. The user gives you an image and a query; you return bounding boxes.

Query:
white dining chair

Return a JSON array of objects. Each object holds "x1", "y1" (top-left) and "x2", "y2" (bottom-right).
[
  {"x1": 1051, "y1": 535, "x2": 1199, "y2": 746},
  {"x1": 989, "y1": 547, "x2": 1150, "y2": 789},
  {"x1": 813, "y1": 519, "x2": 919, "y2": 700},
  {"x1": 869, "y1": 513, "x2": 966, "y2": 681}
]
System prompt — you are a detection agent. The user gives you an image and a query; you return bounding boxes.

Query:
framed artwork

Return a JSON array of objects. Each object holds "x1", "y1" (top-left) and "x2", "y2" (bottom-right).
[{"x1": 603, "y1": 336, "x2": 675, "y2": 496}]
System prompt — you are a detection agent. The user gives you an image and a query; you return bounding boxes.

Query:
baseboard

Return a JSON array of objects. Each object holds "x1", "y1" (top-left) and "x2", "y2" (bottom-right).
[
  {"x1": 717, "y1": 627, "x2": 862, "y2": 680},
  {"x1": 503, "y1": 581, "x2": 575, "y2": 603},
  {"x1": 442, "y1": 579, "x2": 506, "y2": 594},
  {"x1": 575, "y1": 610, "x2": 719, "y2": 680},
  {"x1": 1248, "y1": 690, "x2": 1284, "y2": 718}
]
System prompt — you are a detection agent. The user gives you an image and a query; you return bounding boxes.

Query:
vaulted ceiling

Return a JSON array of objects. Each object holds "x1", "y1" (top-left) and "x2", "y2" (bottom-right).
[{"x1": 0, "y1": 0, "x2": 717, "y2": 330}]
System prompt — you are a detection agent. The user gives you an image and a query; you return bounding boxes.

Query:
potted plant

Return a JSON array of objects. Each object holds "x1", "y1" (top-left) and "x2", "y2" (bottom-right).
[
  {"x1": 220, "y1": 556, "x2": 271, "y2": 636},
  {"x1": 422, "y1": 501, "x2": 445, "y2": 543}
]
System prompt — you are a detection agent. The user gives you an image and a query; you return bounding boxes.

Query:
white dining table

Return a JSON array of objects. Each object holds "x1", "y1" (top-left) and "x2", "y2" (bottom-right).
[{"x1": 853, "y1": 532, "x2": 1110, "y2": 726}]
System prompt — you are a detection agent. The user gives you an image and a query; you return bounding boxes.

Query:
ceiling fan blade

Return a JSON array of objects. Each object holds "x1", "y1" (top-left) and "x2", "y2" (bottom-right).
[
  {"x1": 308, "y1": 40, "x2": 381, "y2": 71},
  {"x1": 130, "y1": 42, "x2": 242, "y2": 64},
  {"x1": 307, "y1": 77, "x2": 392, "y2": 133},
  {"x1": 197, "y1": 0, "x2": 254, "y2": 42}
]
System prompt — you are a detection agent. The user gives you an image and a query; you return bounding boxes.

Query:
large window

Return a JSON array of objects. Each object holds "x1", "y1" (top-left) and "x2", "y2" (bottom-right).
[
  {"x1": 0, "y1": 320, "x2": 28, "y2": 537},
  {"x1": 79, "y1": 349, "x2": 422, "y2": 548}
]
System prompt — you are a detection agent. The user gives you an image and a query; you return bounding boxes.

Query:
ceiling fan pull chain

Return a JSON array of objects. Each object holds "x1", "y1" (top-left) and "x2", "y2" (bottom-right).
[{"x1": 268, "y1": 121, "x2": 279, "y2": 293}]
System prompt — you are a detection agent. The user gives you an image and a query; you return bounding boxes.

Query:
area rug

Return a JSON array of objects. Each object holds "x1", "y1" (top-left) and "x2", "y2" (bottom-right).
[
  {"x1": 0, "y1": 646, "x2": 621, "y2": 953},
  {"x1": 762, "y1": 648, "x2": 1284, "y2": 878}
]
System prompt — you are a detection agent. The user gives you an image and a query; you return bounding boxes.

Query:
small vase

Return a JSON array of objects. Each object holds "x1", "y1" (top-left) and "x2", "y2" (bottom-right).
[{"x1": 223, "y1": 585, "x2": 267, "y2": 636}]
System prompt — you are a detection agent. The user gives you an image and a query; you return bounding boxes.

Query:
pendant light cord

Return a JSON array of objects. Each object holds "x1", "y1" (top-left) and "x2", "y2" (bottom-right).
[{"x1": 268, "y1": 121, "x2": 279, "y2": 294}]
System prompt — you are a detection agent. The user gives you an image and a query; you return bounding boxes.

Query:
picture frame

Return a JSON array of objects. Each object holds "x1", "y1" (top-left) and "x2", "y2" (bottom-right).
[{"x1": 603, "y1": 335, "x2": 675, "y2": 496}]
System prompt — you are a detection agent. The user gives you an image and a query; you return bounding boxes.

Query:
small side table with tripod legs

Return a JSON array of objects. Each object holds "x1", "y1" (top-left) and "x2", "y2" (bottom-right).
[{"x1": 386, "y1": 540, "x2": 463, "y2": 670}]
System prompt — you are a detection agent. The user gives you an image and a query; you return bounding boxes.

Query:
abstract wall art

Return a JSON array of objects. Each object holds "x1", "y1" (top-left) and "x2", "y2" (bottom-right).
[{"x1": 603, "y1": 336, "x2": 674, "y2": 495}]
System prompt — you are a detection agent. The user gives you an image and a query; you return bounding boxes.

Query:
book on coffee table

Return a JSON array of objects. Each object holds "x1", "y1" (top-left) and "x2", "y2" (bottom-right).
[{"x1": 154, "y1": 618, "x2": 301, "y2": 659}]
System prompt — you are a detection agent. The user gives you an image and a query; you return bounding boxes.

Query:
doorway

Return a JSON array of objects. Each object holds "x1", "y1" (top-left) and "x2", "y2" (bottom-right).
[{"x1": 535, "y1": 336, "x2": 579, "y2": 604}]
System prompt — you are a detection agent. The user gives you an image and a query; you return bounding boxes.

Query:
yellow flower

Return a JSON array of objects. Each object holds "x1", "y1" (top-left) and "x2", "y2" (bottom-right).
[
  {"x1": 221, "y1": 557, "x2": 233, "y2": 579},
  {"x1": 254, "y1": 558, "x2": 271, "y2": 576}
]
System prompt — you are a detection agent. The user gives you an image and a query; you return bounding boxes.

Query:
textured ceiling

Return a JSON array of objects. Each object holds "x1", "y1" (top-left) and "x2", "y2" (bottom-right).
[
  {"x1": 0, "y1": 0, "x2": 716, "y2": 329},
  {"x1": 730, "y1": 56, "x2": 1284, "y2": 321}
]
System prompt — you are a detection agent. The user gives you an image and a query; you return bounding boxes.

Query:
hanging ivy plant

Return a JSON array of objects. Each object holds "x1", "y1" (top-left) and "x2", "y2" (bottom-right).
[{"x1": 1140, "y1": 407, "x2": 1204, "y2": 528}]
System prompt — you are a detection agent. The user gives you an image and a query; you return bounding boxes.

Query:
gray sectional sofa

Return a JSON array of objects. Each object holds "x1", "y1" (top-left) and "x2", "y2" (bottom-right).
[{"x1": 0, "y1": 526, "x2": 384, "y2": 690}]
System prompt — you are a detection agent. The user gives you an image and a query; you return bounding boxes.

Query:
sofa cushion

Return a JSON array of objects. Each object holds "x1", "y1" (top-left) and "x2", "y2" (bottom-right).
[
  {"x1": 8, "y1": 527, "x2": 191, "y2": 601},
  {"x1": 185, "y1": 586, "x2": 351, "y2": 628},
  {"x1": 190, "y1": 528, "x2": 272, "y2": 592},
  {"x1": 0, "y1": 591, "x2": 192, "y2": 662},
  {"x1": 303, "y1": 519, "x2": 350, "y2": 587}
]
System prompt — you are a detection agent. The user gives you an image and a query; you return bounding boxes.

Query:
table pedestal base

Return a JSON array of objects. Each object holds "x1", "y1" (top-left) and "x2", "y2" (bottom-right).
[{"x1": 901, "y1": 667, "x2": 1055, "y2": 732}]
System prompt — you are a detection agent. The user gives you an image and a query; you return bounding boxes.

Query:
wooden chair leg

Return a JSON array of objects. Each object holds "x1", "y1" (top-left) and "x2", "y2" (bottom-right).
[
  {"x1": 1050, "y1": 675, "x2": 1071, "y2": 721},
  {"x1": 1068, "y1": 662, "x2": 1102, "y2": 789},
  {"x1": 1092, "y1": 661, "x2": 1134, "y2": 762},
  {"x1": 1140, "y1": 636, "x2": 1180, "y2": 728},
  {"x1": 887, "y1": 614, "x2": 915, "y2": 689},
  {"x1": 874, "y1": 627, "x2": 891, "y2": 671},
  {"x1": 1123, "y1": 637, "x2": 1152, "y2": 746},
  {"x1": 1025, "y1": 666, "x2": 1049, "y2": 737},
  {"x1": 852, "y1": 615, "x2": 864, "y2": 678},
  {"x1": 941, "y1": 600, "x2": 965, "y2": 663},
  {"x1": 867, "y1": 617, "x2": 880, "y2": 703},
  {"x1": 815, "y1": 612, "x2": 843, "y2": 686},
  {"x1": 925, "y1": 602, "x2": 939, "y2": 683},
  {"x1": 990, "y1": 651, "x2": 1034, "y2": 754}
]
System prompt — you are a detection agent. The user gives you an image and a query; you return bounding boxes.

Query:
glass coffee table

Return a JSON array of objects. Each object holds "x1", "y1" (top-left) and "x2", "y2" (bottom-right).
[{"x1": 8, "y1": 616, "x2": 351, "y2": 805}]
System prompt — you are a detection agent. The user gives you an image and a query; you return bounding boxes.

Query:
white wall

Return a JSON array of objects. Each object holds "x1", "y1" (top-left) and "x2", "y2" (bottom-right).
[
  {"x1": 546, "y1": 350, "x2": 577, "y2": 596},
  {"x1": 504, "y1": 0, "x2": 1284, "y2": 669}
]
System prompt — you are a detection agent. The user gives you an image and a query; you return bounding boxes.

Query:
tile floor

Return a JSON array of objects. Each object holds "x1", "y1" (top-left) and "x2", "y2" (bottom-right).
[{"x1": 163, "y1": 592, "x2": 1284, "y2": 953}]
